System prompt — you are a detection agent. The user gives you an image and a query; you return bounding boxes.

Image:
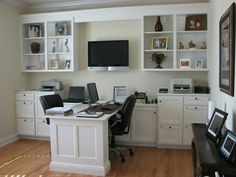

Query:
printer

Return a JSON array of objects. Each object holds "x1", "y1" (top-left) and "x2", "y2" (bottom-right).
[
  {"x1": 170, "y1": 78, "x2": 193, "y2": 93},
  {"x1": 40, "y1": 80, "x2": 63, "y2": 91}
]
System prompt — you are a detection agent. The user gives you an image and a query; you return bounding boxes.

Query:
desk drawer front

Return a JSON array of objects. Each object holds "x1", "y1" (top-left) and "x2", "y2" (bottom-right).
[
  {"x1": 184, "y1": 96, "x2": 208, "y2": 105},
  {"x1": 184, "y1": 106, "x2": 207, "y2": 125},
  {"x1": 16, "y1": 93, "x2": 34, "y2": 101}
]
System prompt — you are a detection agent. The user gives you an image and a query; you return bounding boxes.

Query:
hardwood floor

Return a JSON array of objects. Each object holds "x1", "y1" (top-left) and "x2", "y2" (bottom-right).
[{"x1": 0, "y1": 139, "x2": 193, "y2": 177}]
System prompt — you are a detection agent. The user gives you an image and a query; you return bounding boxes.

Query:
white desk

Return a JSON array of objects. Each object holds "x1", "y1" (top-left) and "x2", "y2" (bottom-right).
[{"x1": 48, "y1": 104, "x2": 118, "y2": 176}]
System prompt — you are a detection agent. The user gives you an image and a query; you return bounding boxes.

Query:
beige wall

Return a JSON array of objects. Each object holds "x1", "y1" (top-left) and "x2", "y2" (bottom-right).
[
  {"x1": 29, "y1": 20, "x2": 208, "y2": 100},
  {"x1": 0, "y1": 1, "x2": 29, "y2": 139},
  {"x1": 208, "y1": 0, "x2": 236, "y2": 131}
]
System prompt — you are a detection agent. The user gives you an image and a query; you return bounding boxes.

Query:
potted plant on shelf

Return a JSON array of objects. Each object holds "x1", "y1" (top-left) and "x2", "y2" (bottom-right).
[{"x1": 151, "y1": 53, "x2": 166, "y2": 68}]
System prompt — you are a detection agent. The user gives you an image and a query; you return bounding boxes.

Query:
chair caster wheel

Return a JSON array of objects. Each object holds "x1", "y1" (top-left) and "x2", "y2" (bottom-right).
[{"x1": 128, "y1": 149, "x2": 134, "y2": 156}]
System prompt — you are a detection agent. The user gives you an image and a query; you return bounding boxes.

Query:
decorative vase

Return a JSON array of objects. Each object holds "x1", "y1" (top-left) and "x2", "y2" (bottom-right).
[
  {"x1": 155, "y1": 16, "x2": 163, "y2": 32},
  {"x1": 31, "y1": 42, "x2": 40, "y2": 53}
]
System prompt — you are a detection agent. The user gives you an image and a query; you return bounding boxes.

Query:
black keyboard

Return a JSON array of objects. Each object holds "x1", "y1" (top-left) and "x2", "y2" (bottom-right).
[{"x1": 100, "y1": 104, "x2": 118, "y2": 110}]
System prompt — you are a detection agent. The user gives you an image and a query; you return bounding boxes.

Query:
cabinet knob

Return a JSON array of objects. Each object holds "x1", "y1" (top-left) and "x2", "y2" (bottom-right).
[
  {"x1": 24, "y1": 119, "x2": 27, "y2": 122},
  {"x1": 43, "y1": 120, "x2": 45, "y2": 123},
  {"x1": 23, "y1": 94, "x2": 26, "y2": 96},
  {"x1": 195, "y1": 97, "x2": 198, "y2": 100},
  {"x1": 23, "y1": 102, "x2": 26, "y2": 104},
  {"x1": 169, "y1": 126, "x2": 172, "y2": 129},
  {"x1": 159, "y1": 100, "x2": 162, "y2": 103},
  {"x1": 154, "y1": 112, "x2": 156, "y2": 114},
  {"x1": 195, "y1": 107, "x2": 197, "y2": 109}
]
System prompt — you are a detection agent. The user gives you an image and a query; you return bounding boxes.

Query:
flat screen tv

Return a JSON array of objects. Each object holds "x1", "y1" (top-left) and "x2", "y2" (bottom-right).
[{"x1": 88, "y1": 40, "x2": 129, "y2": 71}]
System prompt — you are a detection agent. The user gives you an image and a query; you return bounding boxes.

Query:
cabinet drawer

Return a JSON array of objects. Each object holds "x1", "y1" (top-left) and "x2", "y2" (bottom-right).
[
  {"x1": 16, "y1": 93, "x2": 34, "y2": 101},
  {"x1": 35, "y1": 119, "x2": 50, "y2": 137},
  {"x1": 183, "y1": 126, "x2": 193, "y2": 145},
  {"x1": 184, "y1": 106, "x2": 207, "y2": 125},
  {"x1": 184, "y1": 96, "x2": 208, "y2": 105},
  {"x1": 17, "y1": 118, "x2": 35, "y2": 136},
  {"x1": 16, "y1": 101, "x2": 34, "y2": 118},
  {"x1": 159, "y1": 125, "x2": 182, "y2": 145}
]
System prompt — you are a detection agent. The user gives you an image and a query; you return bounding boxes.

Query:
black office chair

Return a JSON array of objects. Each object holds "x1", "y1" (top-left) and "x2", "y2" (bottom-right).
[
  {"x1": 39, "y1": 94, "x2": 64, "y2": 124},
  {"x1": 109, "y1": 95, "x2": 136, "y2": 162}
]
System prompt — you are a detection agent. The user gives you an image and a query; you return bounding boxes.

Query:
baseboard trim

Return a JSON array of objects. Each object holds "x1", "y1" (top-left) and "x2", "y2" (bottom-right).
[
  {"x1": 50, "y1": 161, "x2": 110, "y2": 176},
  {"x1": 0, "y1": 133, "x2": 18, "y2": 147}
]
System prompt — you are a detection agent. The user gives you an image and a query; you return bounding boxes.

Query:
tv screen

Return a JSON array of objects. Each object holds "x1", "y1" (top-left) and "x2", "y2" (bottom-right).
[{"x1": 88, "y1": 40, "x2": 129, "y2": 68}]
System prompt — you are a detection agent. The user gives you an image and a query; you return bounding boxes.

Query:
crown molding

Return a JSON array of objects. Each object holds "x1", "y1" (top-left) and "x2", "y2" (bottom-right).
[{"x1": 3, "y1": 0, "x2": 28, "y2": 10}]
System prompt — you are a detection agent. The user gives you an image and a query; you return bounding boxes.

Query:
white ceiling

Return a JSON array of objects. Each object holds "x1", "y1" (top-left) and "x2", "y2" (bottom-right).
[{"x1": 5, "y1": 0, "x2": 209, "y2": 13}]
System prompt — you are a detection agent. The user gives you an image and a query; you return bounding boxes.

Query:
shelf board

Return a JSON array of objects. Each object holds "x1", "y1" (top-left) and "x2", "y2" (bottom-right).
[
  {"x1": 23, "y1": 53, "x2": 45, "y2": 56},
  {"x1": 48, "y1": 52, "x2": 72, "y2": 55},
  {"x1": 23, "y1": 37, "x2": 45, "y2": 40},
  {"x1": 22, "y1": 69, "x2": 74, "y2": 72},
  {"x1": 177, "y1": 30, "x2": 207, "y2": 33},
  {"x1": 144, "y1": 49, "x2": 173, "y2": 52},
  {"x1": 47, "y1": 35, "x2": 72, "y2": 39},
  {"x1": 144, "y1": 31, "x2": 173, "y2": 34},
  {"x1": 143, "y1": 68, "x2": 209, "y2": 71},
  {"x1": 177, "y1": 49, "x2": 207, "y2": 52}
]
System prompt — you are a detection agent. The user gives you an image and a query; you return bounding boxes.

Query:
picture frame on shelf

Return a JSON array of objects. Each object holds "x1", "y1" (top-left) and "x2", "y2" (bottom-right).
[
  {"x1": 185, "y1": 14, "x2": 207, "y2": 31},
  {"x1": 28, "y1": 25, "x2": 41, "y2": 37},
  {"x1": 219, "y1": 3, "x2": 235, "y2": 96},
  {"x1": 219, "y1": 130, "x2": 236, "y2": 163},
  {"x1": 65, "y1": 60, "x2": 71, "y2": 69},
  {"x1": 206, "y1": 108, "x2": 228, "y2": 143},
  {"x1": 179, "y1": 58, "x2": 190, "y2": 69},
  {"x1": 195, "y1": 59, "x2": 203, "y2": 69},
  {"x1": 151, "y1": 37, "x2": 168, "y2": 50},
  {"x1": 55, "y1": 22, "x2": 68, "y2": 36},
  {"x1": 51, "y1": 59, "x2": 59, "y2": 70}
]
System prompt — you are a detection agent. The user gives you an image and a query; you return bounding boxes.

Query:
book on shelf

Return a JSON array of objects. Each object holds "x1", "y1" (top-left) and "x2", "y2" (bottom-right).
[
  {"x1": 46, "y1": 107, "x2": 73, "y2": 116},
  {"x1": 76, "y1": 111, "x2": 104, "y2": 118}
]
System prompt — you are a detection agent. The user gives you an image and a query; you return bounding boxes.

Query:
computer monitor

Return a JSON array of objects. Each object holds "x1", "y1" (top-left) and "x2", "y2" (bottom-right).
[
  {"x1": 68, "y1": 87, "x2": 84, "y2": 100},
  {"x1": 87, "y1": 83, "x2": 99, "y2": 104}
]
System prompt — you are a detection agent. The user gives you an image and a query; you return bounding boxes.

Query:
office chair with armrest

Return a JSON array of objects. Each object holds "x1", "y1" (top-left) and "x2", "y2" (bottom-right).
[
  {"x1": 109, "y1": 95, "x2": 136, "y2": 162},
  {"x1": 39, "y1": 94, "x2": 64, "y2": 124}
]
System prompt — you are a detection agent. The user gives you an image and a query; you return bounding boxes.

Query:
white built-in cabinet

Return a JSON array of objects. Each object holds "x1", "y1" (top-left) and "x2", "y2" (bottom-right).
[
  {"x1": 142, "y1": 13, "x2": 208, "y2": 71},
  {"x1": 116, "y1": 104, "x2": 157, "y2": 146},
  {"x1": 157, "y1": 94, "x2": 209, "y2": 147},
  {"x1": 21, "y1": 16, "x2": 77, "y2": 72},
  {"x1": 16, "y1": 90, "x2": 63, "y2": 137}
]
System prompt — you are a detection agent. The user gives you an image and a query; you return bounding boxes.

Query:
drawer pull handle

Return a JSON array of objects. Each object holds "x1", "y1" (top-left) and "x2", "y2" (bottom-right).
[
  {"x1": 195, "y1": 107, "x2": 197, "y2": 109},
  {"x1": 154, "y1": 112, "x2": 156, "y2": 114},
  {"x1": 169, "y1": 126, "x2": 172, "y2": 129},
  {"x1": 24, "y1": 102, "x2": 26, "y2": 104},
  {"x1": 43, "y1": 120, "x2": 45, "y2": 123},
  {"x1": 159, "y1": 100, "x2": 162, "y2": 103},
  {"x1": 23, "y1": 94, "x2": 26, "y2": 96},
  {"x1": 195, "y1": 98, "x2": 198, "y2": 100},
  {"x1": 24, "y1": 119, "x2": 27, "y2": 122}
]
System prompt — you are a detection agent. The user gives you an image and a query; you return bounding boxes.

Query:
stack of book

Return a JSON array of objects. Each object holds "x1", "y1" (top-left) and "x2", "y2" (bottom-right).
[{"x1": 46, "y1": 107, "x2": 73, "y2": 116}]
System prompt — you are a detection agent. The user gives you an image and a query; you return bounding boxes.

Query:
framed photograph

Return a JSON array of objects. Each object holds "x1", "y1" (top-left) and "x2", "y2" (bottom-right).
[
  {"x1": 219, "y1": 3, "x2": 235, "y2": 96},
  {"x1": 219, "y1": 130, "x2": 236, "y2": 163},
  {"x1": 185, "y1": 14, "x2": 207, "y2": 31},
  {"x1": 55, "y1": 22, "x2": 68, "y2": 35},
  {"x1": 65, "y1": 60, "x2": 71, "y2": 69},
  {"x1": 179, "y1": 58, "x2": 190, "y2": 69},
  {"x1": 195, "y1": 59, "x2": 203, "y2": 69},
  {"x1": 151, "y1": 37, "x2": 168, "y2": 50},
  {"x1": 51, "y1": 59, "x2": 59, "y2": 70},
  {"x1": 28, "y1": 25, "x2": 41, "y2": 37},
  {"x1": 206, "y1": 108, "x2": 228, "y2": 142}
]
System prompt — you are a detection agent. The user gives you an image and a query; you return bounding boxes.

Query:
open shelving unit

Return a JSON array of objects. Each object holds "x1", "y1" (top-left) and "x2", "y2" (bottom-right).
[
  {"x1": 142, "y1": 13, "x2": 208, "y2": 71},
  {"x1": 21, "y1": 18, "x2": 76, "y2": 72}
]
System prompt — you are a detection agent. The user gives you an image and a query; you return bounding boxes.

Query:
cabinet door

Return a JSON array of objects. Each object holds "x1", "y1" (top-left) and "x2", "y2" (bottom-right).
[
  {"x1": 183, "y1": 126, "x2": 192, "y2": 145},
  {"x1": 159, "y1": 125, "x2": 182, "y2": 145},
  {"x1": 35, "y1": 92, "x2": 54, "y2": 119},
  {"x1": 16, "y1": 101, "x2": 34, "y2": 118},
  {"x1": 158, "y1": 96, "x2": 183, "y2": 124},
  {"x1": 132, "y1": 106, "x2": 157, "y2": 144},
  {"x1": 184, "y1": 106, "x2": 207, "y2": 125},
  {"x1": 17, "y1": 118, "x2": 35, "y2": 136},
  {"x1": 35, "y1": 119, "x2": 50, "y2": 137}
]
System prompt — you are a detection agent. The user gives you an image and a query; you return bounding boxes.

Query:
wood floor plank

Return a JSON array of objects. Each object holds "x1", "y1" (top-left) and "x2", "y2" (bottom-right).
[{"x1": 0, "y1": 139, "x2": 193, "y2": 177}]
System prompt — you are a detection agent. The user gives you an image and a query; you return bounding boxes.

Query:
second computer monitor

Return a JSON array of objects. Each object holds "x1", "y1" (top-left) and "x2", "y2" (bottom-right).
[{"x1": 87, "y1": 83, "x2": 99, "y2": 104}]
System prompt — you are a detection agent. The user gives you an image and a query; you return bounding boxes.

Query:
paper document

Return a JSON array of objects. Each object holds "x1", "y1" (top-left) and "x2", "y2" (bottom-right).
[
  {"x1": 76, "y1": 111, "x2": 104, "y2": 118},
  {"x1": 46, "y1": 107, "x2": 72, "y2": 114}
]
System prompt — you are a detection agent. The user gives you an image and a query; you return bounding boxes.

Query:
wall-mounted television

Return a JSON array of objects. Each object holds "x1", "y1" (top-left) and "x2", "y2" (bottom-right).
[{"x1": 88, "y1": 40, "x2": 129, "y2": 71}]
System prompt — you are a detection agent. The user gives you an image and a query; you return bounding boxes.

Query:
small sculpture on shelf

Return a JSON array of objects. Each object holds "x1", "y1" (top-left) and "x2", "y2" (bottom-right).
[
  {"x1": 200, "y1": 41, "x2": 207, "y2": 49},
  {"x1": 64, "y1": 39, "x2": 70, "y2": 52},
  {"x1": 151, "y1": 53, "x2": 166, "y2": 68},
  {"x1": 155, "y1": 16, "x2": 163, "y2": 32},
  {"x1": 52, "y1": 41, "x2": 56, "y2": 53},
  {"x1": 31, "y1": 42, "x2": 40, "y2": 53},
  {"x1": 188, "y1": 40, "x2": 196, "y2": 49},
  {"x1": 179, "y1": 42, "x2": 184, "y2": 49}
]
